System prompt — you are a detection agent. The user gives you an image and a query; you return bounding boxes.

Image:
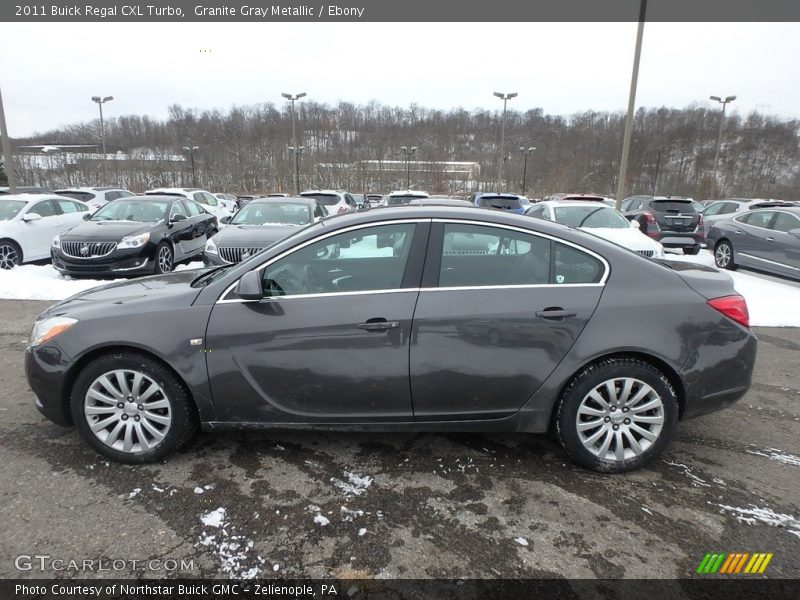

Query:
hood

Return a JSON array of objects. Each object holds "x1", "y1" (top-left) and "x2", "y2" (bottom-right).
[
  {"x1": 61, "y1": 220, "x2": 158, "y2": 241},
  {"x1": 583, "y1": 227, "x2": 663, "y2": 253},
  {"x1": 214, "y1": 224, "x2": 299, "y2": 247},
  {"x1": 41, "y1": 269, "x2": 207, "y2": 320}
]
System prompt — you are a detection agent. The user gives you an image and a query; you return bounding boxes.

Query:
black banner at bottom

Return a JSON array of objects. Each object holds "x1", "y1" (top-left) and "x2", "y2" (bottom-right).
[{"x1": 2, "y1": 579, "x2": 799, "y2": 600}]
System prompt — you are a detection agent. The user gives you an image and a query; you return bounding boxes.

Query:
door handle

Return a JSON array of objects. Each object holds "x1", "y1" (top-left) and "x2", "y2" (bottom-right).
[
  {"x1": 358, "y1": 319, "x2": 400, "y2": 332},
  {"x1": 734, "y1": 230, "x2": 744, "y2": 235},
  {"x1": 766, "y1": 237, "x2": 775, "y2": 242},
  {"x1": 535, "y1": 308, "x2": 577, "y2": 320}
]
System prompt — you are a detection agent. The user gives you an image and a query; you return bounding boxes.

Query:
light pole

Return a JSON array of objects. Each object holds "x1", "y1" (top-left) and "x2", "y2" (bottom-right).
[
  {"x1": 400, "y1": 146, "x2": 417, "y2": 189},
  {"x1": 519, "y1": 147, "x2": 535, "y2": 195},
  {"x1": 182, "y1": 146, "x2": 199, "y2": 187},
  {"x1": 710, "y1": 95, "x2": 736, "y2": 185},
  {"x1": 91, "y1": 95, "x2": 113, "y2": 182},
  {"x1": 614, "y1": 0, "x2": 646, "y2": 210},
  {"x1": 282, "y1": 92, "x2": 306, "y2": 194},
  {"x1": 0, "y1": 85, "x2": 18, "y2": 193},
  {"x1": 493, "y1": 92, "x2": 517, "y2": 189}
]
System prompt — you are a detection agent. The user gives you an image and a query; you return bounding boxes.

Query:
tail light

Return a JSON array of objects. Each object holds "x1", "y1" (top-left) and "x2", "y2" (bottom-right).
[
  {"x1": 642, "y1": 211, "x2": 660, "y2": 238},
  {"x1": 708, "y1": 295, "x2": 749, "y2": 328},
  {"x1": 642, "y1": 211, "x2": 656, "y2": 224},
  {"x1": 338, "y1": 206, "x2": 348, "y2": 214}
]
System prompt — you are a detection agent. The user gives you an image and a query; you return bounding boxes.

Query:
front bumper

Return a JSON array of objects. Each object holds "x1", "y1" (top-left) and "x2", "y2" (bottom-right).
[
  {"x1": 25, "y1": 343, "x2": 73, "y2": 427},
  {"x1": 203, "y1": 252, "x2": 230, "y2": 267},
  {"x1": 52, "y1": 247, "x2": 153, "y2": 277}
]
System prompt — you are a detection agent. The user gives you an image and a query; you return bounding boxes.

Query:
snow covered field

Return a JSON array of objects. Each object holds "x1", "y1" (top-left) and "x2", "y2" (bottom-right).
[{"x1": 0, "y1": 250, "x2": 798, "y2": 326}]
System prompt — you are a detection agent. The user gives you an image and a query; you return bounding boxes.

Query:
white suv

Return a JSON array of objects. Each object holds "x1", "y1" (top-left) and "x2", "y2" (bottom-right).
[
  {"x1": 54, "y1": 187, "x2": 134, "y2": 212},
  {"x1": 145, "y1": 188, "x2": 234, "y2": 221},
  {"x1": 300, "y1": 190, "x2": 357, "y2": 216}
]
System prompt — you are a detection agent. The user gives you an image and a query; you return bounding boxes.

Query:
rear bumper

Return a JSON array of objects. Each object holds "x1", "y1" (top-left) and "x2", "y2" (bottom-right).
[
  {"x1": 649, "y1": 231, "x2": 704, "y2": 248},
  {"x1": 25, "y1": 343, "x2": 73, "y2": 427}
]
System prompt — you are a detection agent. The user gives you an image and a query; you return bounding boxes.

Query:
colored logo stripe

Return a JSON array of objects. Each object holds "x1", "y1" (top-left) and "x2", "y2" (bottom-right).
[{"x1": 697, "y1": 552, "x2": 773, "y2": 574}]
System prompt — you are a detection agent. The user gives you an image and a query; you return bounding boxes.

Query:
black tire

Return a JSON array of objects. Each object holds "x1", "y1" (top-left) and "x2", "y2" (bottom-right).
[
  {"x1": 684, "y1": 245, "x2": 701, "y2": 255},
  {"x1": 154, "y1": 242, "x2": 174, "y2": 274},
  {"x1": 555, "y1": 357, "x2": 679, "y2": 473},
  {"x1": 0, "y1": 239, "x2": 22, "y2": 269},
  {"x1": 714, "y1": 240, "x2": 738, "y2": 271},
  {"x1": 70, "y1": 351, "x2": 199, "y2": 464}
]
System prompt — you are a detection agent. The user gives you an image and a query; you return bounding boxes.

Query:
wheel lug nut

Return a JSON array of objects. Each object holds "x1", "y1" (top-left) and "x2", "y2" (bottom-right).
[
  {"x1": 624, "y1": 418, "x2": 631, "y2": 424},
  {"x1": 612, "y1": 424, "x2": 619, "y2": 430},
  {"x1": 622, "y1": 407, "x2": 629, "y2": 412},
  {"x1": 121, "y1": 414, "x2": 128, "y2": 421},
  {"x1": 137, "y1": 404, "x2": 143, "y2": 411},
  {"x1": 117, "y1": 402, "x2": 124, "y2": 409},
  {"x1": 610, "y1": 406, "x2": 616, "y2": 412},
  {"x1": 604, "y1": 417, "x2": 611, "y2": 423},
  {"x1": 134, "y1": 415, "x2": 140, "y2": 422}
]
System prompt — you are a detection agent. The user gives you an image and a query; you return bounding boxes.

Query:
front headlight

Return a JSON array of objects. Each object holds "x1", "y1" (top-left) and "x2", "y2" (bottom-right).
[
  {"x1": 118, "y1": 232, "x2": 150, "y2": 249},
  {"x1": 30, "y1": 316, "x2": 78, "y2": 347},
  {"x1": 52, "y1": 235, "x2": 61, "y2": 249},
  {"x1": 205, "y1": 237, "x2": 218, "y2": 254}
]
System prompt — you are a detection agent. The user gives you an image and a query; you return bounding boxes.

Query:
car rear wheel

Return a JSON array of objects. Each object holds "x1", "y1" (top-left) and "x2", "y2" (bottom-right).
[
  {"x1": 71, "y1": 352, "x2": 198, "y2": 463},
  {"x1": 555, "y1": 357, "x2": 678, "y2": 473},
  {"x1": 0, "y1": 239, "x2": 22, "y2": 269},
  {"x1": 684, "y1": 245, "x2": 701, "y2": 255},
  {"x1": 714, "y1": 240, "x2": 737, "y2": 271},
  {"x1": 155, "y1": 242, "x2": 174, "y2": 274}
]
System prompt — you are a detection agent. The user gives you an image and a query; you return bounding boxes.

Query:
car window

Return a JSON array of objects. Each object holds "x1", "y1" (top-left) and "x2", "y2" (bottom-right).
[
  {"x1": 477, "y1": 196, "x2": 522, "y2": 210},
  {"x1": 171, "y1": 201, "x2": 189, "y2": 219},
  {"x1": 722, "y1": 202, "x2": 741, "y2": 214},
  {"x1": 104, "y1": 191, "x2": 121, "y2": 202},
  {"x1": 119, "y1": 190, "x2": 134, "y2": 198},
  {"x1": 703, "y1": 202, "x2": 725, "y2": 216},
  {"x1": 438, "y1": 224, "x2": 551, "y2": 287},
  {"x1": 57, "y1": 191, "x2": 95, "y2": 202},
  {"x1": 313, "y1": 202, "x2": 327, "y2": 218},
  {"x1": 554, "y1": 243, "x2": 604, "y2": 284},
  {"x1": 302, "y1": 193, "x2": 342, "y2": 206},
  {"x1": 772, "y1": 212, "x2": 800, "y2": 233},
  {"x1": 626, "y1": 199, "x2": 642, "y2": 211},
  {"x1": 28, "y1": 200, "x2": 57, "y2": 217},
  {"x1": 526, "y1": 205, "x2": 545, "y2": 218},
  {"x1": 185, "y1": 200, "x2": 204, "y2": 217},
  {"x1": 260, "y1": 223, "x2": 416, "y2": 297},
  {"x1": 651, "y1": 200, "x2": 697, "y2": 213},
  {"x1": 193, "y1": 192, "x2": 206, "y2": 204},
  {"x1": 203, "y1": 192, "x2": 219, "y2": 206},
  {"x1": 56, "y1": 199, "x2": 84, "y2": 213},
  {"x1": 742, "y1": 211, "x2": 774, "y2": 228}
]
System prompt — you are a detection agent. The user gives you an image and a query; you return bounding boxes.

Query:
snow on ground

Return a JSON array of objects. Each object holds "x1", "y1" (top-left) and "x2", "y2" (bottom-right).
[
  {"x1": 0, "y1": 261, "x2": 204, "y2": 301},
  {"x1": 1, "y1": 246, "x2": 799, "y2": 327},
  {"x1": 665, "y1": 250, "x2": 800, "y2": 327}
]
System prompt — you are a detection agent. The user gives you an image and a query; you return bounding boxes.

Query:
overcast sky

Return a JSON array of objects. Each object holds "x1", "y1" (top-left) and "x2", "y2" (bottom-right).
[{"x1": 1, "y1": 21, "x2": 798, "y2": 137}]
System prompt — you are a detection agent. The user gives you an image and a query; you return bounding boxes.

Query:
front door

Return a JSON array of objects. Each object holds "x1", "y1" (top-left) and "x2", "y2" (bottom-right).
[
  {"x1": 409, "y1": 221, "x2": 605, "y2": 420},
  {"x1": 21, "y1": 199, "x2": 63, "y2": 260},
  {"x1": 205, "y1": 221, "x2": 428, "y2": 423}
]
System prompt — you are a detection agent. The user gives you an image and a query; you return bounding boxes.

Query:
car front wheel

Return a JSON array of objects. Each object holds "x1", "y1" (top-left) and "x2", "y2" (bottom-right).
[
  {"x1": 714, "y1": 240, "x2": 737, "y2": 270},
  {"x1": 555, "y1": 357, "x2": 679, "y2": 473},
  {"x1": 0, "y1": 239, "x2": 22, "y2": 269},
  {"x1": 71, "y1": 352, "x2": 198, "y2": 463},
  {"x1": 155, "y1": 242, "x2": 174, "y2": 274}
]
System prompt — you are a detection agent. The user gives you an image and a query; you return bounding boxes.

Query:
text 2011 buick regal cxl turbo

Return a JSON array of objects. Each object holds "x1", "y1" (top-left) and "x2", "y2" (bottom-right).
[{"x1": 25, "y1": 206, "x2": 757, "y2": 472}]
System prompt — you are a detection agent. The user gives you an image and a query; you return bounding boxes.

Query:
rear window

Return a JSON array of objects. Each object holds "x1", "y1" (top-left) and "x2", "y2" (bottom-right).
[
  {"x1": 651, "y1": 200, "x2": 696, "y2": 213},
  {"x1": 478, "y1": 196, "x2": 522, "y2": 210},
  {"x1": 387, "y1": 195, "x2": 421, "y2": 206},
  {"x1": 302, "y1": 193, "x2": 340, "y2": 206},
  {"x1": 57, "y1": 191, "x2": 95, "y2": 202}
]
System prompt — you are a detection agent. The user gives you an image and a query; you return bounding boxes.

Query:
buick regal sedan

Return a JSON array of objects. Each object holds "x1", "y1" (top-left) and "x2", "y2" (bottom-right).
[{"x1": 26, "y1": 207, "x2": 756, "y2": 472}]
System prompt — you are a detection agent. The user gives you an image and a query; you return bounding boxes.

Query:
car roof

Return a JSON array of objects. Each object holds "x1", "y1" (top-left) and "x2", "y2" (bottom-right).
[
  {"x1": 301, "y1": 189, "x2": 344, "y2": 195},
  {"x1": 389, "y1": 190, "x2": 429, "y2": 196},
  {"x1": 538, "y1": 200, "x2": 617, "y2": 209},
  {"x1": 0, "y1": 193, "x2": 62, "y2": 202},
  {"x1": 749, "y1": 205, "x2": 800, "y2": 213}
]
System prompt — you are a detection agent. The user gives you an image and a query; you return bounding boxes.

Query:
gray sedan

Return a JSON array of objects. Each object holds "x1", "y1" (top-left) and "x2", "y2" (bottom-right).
[
  {"x1": 25, "y1": 206, "x2": 756, "y2": 473},
  {"x1": 707, "y1": 206, "x2": 800, "y2": 279}
]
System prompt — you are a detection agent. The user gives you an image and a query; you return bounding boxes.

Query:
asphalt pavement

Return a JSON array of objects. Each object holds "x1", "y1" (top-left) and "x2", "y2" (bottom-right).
[{"x1": 0, "y1": 299, "x2": 798, "y2": 579}]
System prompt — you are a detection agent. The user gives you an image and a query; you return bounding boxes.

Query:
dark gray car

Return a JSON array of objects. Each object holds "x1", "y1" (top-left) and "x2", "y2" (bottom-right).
[
  {"x1": 204, "y1": 197, "x2": 328, "y2": 265},
  {"x1": 707, "y1": 206, "x2": 800, "y2": 279},
  {"x1": 25, "y1": 207, "x2": 756, "y2": 473}
]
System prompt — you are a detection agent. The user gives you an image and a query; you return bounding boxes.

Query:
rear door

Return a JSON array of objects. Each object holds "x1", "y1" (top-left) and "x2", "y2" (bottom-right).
[
  {"x1": 770, "y1": 211, "x2": 800, "y2": 275},
  {"x1": 736, "y1": 210, "x2": 776, "y2": 268},
  {"x1": 409, "y1": 221, "x2": 606, "y2": 420}
]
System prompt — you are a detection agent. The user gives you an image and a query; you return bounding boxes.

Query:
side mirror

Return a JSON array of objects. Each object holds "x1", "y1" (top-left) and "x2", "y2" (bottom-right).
[
  {"x1": 220, "y1": 215, "x2": 232, "y2": 224},
  {"x1": 82, "y1": 213, "x2": 91, "y2": 220},
  {"x1": 22, "y1": 212, "x2": 42, "y2": 222},
  {"x1": 171, "y1": 214, "x2": 187, "y2": 223},
  {"x1": 788, "y1": 228, "x2": 800, "y2": 239},
  {"x1": 234, "y1": 270, "x2": 263, "y2": 300},
  {"x1": 630, "y1": 220, "x2": 640, "y2": 229}
]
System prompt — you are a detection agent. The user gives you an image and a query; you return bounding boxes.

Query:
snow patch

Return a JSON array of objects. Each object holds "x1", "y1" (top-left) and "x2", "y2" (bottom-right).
[
  {"x1": 201, "y1": 508, "x2": 226, "y2": 528},
  {"x1": 663, "y1": 460, "x2": 711, "y2": 487},
  {"x1": 746, "y1": 447, "x2": 800, "y2": 468},
  {"x1": 331, "y1": 471, "x2": 373, "y2": 496},
  {"x1": 717, "y1": 504, "x2": 800, "y2": 539},
  {"x1": 514, "y1": 537, "x2": 529, "y2": 547},
  {"x1": 197, "y1": 508, "x2": 263, "y2": 579},
  {"x1": 128, "y1": 488, "x2": 141, "y2": 499}
]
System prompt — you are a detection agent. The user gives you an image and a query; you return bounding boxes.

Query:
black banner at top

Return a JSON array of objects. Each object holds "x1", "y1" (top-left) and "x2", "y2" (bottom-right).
[{"x1": 1, "y1": 0, "x2": 800, "y2": 23}]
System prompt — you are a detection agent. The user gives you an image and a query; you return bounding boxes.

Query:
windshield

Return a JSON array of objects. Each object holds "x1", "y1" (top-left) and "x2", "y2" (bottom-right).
[
  {"x1": 302, "y1": 193, "x2": 340, "y2": 206},
  {"x1": 478, "y1": 196, "x2": 522, "y2": 209},
  {"x1": 651, "y1": 200, "x2": 696, "y2": 213},
  {"x1": 0, "y1": 200, "x2": 26, "y2": 221},
  {"x1": 90, "y1": 200, "x2": 169, "y2": 222},
  {"x1": 553, "y1": 205, "x2": 630, "y2": 228},
  {"x1": 231, "y1": 202, "x2": 312, "y2": 226}
]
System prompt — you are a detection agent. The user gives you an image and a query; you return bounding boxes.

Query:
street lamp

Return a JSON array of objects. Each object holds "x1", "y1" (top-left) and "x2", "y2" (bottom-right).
[
  {"x1": 519, "y1": 147, "x2": 536, "y2": 195},
  {"x1": 282, "y1": 92, "x2": 307, "y2": 194},
  {"x1": 91, "y1": 95, "x2": 113, "y2": 182},
  {"x1": 493, "y1": 91, "x2": 517, "y2": 188},
  {"x1": 182, "y1": 146, "x2": 199, "y2": 187},
  {"x1": 400, "y1": 146, "x2": 417, "y2": 189},
  {"x1": 710, "y1": 95, "x2": 736, "y2": 185}
]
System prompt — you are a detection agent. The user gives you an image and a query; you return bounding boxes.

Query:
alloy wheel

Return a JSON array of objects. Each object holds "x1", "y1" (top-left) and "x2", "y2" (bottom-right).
[
  {"x1": 158, "y1": 245, "x2": 173, "y2": 272},
  {"x1": 575, "y1": 377, "x2": 665, "y2": 462},
  {"x1": 715, "y1": 243, "x2": 731, "y2": 268},
  {"x1": 84, "y1": 369, "x2": 172, "y2": 453},
  {"x1": 0, "y1": 244, "x2": 20, "y2": 269}
]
